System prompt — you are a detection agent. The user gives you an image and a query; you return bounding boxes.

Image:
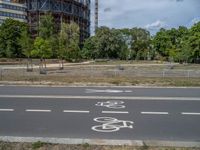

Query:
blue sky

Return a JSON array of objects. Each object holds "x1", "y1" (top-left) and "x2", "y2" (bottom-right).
[{"x1": 90, "y1": 0, "x2": 200, "y2": 34}]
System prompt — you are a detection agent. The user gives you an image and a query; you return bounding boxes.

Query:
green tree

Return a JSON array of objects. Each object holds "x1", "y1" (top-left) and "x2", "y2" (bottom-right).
[
  {"x1": 94, "y1": 27, "x2": 127, "y2": 59},
  {"x1": 81, "y1": 36, "x2": 98, "y2": 59},
  {"x1": 152, "y1": 28, "x2": 172, "y2": 60},
  {"x1": 39, "y1": 13, "x2": 55, "y2": 39},
  {"x1": 0, "y1": 18, "x2": 26, "y2": 58},
  {"x1": 65, "y1": 22, "x2": 80, "y2": 62},
  {"x1": 58, "y1": 22, "x2": 70, "y2": 69},
  {"x1": 189, "y1": 22, "x2": 200, "y2": 63},
  {"x1": 32, "y1": 37, "x2": 52, "y2": 74},
  {"x1": 35, "y1": 13, "x2": 54, "y2": 73},
  {"x1": 39, "y1": 13, "x2": 56, "y2": 57},
  {"x1": 130, "y1": 28, "x2": 151, "y2": 60},
  {"x1": 118, "y1": 29, "x2": 131, "y2": 60},
  {"x1": 19, "y1": 28, "x2": 33, "y2": 71}
]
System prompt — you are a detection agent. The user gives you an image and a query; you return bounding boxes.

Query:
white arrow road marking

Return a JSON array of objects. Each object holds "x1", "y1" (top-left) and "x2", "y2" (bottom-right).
[
  {"x1": 63, "y1": 110, "x2": 90, "y2": 113},
  {"x1": 102, "y1": 111, "x2": 129, "y2": 114},
  {"x1": 86, "y1": 89, "x2": 132, "y2": 93},
  {"x1": 25, "y1": 109, "x2": 51, "y2": 112},
  {"x1": 124, "y1": 90, "x2": 132, "y2": 93},
  {"x1": 0, "y1": 109, "x2": 14, "y2": 112},
  {"x1": 181, "y1": 112, "x2": 200, "y2": 115},
  {"x1": 141, "y1": 112, "x2": 169, "y2": 115}
]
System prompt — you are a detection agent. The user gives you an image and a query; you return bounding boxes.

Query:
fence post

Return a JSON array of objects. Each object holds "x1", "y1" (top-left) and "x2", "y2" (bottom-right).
[
  {"x1": 187, "y1": 70, "x2": 190, "y2": 78},
  {"x1": 0, "y1": 68, "x2": 3, "y2": 81},
  {"x1": 162, "y1": 70, "x2": 165, "y2": 78},
  {"x1": 114, "y1": 70, "x2": 117, "y2": 77},
  {"x1": 90, "y1": 66, "x2": 93, "y2": 78}
]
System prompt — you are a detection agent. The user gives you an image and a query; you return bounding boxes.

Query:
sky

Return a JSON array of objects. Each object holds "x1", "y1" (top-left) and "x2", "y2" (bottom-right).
[{"x1": 90, "y1": 0, "x2": 200, "y2": 34}]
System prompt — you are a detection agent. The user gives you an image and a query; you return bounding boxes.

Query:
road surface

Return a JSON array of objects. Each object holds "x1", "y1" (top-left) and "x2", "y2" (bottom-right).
[{"x1": 0, "y1": 86, "x2": 200, "y2": 145}]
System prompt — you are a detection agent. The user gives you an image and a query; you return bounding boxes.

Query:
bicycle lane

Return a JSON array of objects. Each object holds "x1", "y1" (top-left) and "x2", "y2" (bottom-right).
[
  {"x1": 0, "y1": 98, "x2": 131, "y2": 139},
  {"x1": 88, "y1": 99, "x2": 136, "y2": 140},
  {"x1": 0, "y1": 98, "x2": 136, "y2": 140},
  {"x1": 89, "y1": 99, "x2": 200, "y2": 141},
  {"x1": 0, "y1": 97, "x2": 200, "y2": 142}
]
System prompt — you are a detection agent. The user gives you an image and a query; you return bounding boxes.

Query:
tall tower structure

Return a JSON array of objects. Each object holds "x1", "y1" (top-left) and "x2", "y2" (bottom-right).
[
  {"x1": 94, "y1": 0, "x2": 98, "y2": 33},
  {"x1": 27, "y1": 0, "x2": 91, "y2": 42},
  {"x1": 0, "y1": 0, "x2": 27, "y2": 25}
]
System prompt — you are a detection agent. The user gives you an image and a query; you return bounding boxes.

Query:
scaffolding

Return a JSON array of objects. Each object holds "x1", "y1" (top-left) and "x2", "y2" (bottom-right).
[
  {"x1": 27, "y1": 0, "x2": 90, "y2": 42},
  {"x1": 94, "y1": 0, "x2": 98, "y2": 33}
]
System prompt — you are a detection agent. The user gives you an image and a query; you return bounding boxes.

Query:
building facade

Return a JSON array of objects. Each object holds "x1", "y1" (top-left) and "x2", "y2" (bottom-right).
[
  {"x1": 27, "y1": 0, "x2": 90, "y2": 42},
  {"x1": 0, "y1": 0, "x2": 27, "y2": 25}
]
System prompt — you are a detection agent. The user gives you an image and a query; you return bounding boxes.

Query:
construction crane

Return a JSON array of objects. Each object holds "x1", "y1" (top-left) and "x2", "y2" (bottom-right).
[{"x1": 95, "y1": 0, "x2": 98, "y2": 33}]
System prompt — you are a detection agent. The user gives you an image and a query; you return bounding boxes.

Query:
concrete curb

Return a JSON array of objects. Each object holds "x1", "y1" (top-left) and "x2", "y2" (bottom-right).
[{"x1": 0, "y1": 136, "x2": 200, "y2": 148}]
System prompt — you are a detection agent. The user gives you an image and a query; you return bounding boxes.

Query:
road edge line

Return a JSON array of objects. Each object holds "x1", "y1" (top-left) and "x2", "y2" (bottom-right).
[{"x1": 0, "y1": 95, "x2": 200, "y2": 101}]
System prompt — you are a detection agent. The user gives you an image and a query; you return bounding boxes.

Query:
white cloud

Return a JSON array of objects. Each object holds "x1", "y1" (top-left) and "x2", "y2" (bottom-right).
[
  {"x1": 90, "y1": 0, "x2": 200, "y2": 34},
  {"x1": 191, "y1": 17, "x2": 200, "y2": 24},
  {"x1": 145, "y1": 20, "x2": 167, "y2": 30}
]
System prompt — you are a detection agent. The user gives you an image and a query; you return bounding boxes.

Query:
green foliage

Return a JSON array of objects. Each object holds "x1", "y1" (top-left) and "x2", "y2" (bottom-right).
[
  {"x1": 82, "y1": 27, "x2": 150, "y2": 60},
  {"x1": 39, "y1": 13, "x2": 55, "y2": 39},
  {"x1": 153, "y1": 28, "x2": 172, "y2": 58},
  {"x1": 152, "y1": 23, "x2": 200, "y2": 63},
  {"x1": 58, "y1": 22, "x2": 69, "y2": 59},
  {"x1": 58, "y1": 22, "x2": 81, "y2": 62},
  {"x1": 0, "y1": 18, "x2": 27, "y2": 58},
  {"x1": 0, "y1": 16, "x2": 199, "y2": 64},
  {"x1": 189, "y1": 22, "x2": 200, "y2": 62},
  {"x1": 32, "y1": 37, "x2": 52, "y2": 59},
  {"x1": 96, "y1": 27, "x2": 127, "y2": 59},
  {"x1": 81, "y1": 36, "x2": 98, "y2": 59},
  {"x1": 130, "y1": 28, "x2": 151, "y2": 60},
  {"x1": 19, "y1": 28, "x2": 33, "y2": 58},
  {"x1": 32, "y1": 141, "x2": 45, "y2": 149},
  {"x1": 64, "y1": 22, "x2": 80, "y2": 61}
]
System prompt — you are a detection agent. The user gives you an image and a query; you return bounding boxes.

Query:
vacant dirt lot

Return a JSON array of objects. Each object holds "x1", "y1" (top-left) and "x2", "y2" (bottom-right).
[{"x1": 0, "y1": 61, "x2": 200, "y2": 86}]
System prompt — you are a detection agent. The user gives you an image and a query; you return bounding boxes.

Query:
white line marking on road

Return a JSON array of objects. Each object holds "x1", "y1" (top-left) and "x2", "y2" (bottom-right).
[
  {"x1": 102, "y1": 111, "x2": 129, "y2": 114},
  {"x1": 0, "y1": 95, "x2": 200, "y2": 101},
  {"x1": 181, "y1": 112, "x2": 200, "y2": 115},
  {"x1": 63, "y1": 110, "x2": 90, "y2": 113},
  {"x1": 0, "y1": 109, "x2": 14, "y2": 112},
  {"x1": 25, "y1": 109, "x2": 51, "y2": 112},
  {"x1": 141, "y1": 112, "x2": 169, "y2": 115}
]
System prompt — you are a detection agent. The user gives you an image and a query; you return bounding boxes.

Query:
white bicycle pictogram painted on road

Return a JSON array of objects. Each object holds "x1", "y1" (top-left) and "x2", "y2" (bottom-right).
[
  {"x1": 95, "y1": 100, "x2": 125, "y2": 109},
  {"x1": 92, "y1": 117, "x2": 134, "y2": 132}
]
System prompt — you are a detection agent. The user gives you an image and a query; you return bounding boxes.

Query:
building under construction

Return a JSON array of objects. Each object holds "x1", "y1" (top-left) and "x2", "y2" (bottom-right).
[{"x1": 27, "y1": 0, "x2": 90, "y2": 42}]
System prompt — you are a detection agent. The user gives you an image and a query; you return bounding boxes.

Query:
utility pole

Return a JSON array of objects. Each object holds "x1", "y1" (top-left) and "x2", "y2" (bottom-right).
[{"x1": 95, "y1": 0, "x2": 98, "y2": 33}]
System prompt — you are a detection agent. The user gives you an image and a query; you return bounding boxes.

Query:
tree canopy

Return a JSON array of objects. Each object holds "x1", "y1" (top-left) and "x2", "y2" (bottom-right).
[
  {"x1": 1, "y1": 17, "x2": 200, "y2": 64},
  {"x1": 0, "y1": 19, "x2": 27, "y2": 58}
]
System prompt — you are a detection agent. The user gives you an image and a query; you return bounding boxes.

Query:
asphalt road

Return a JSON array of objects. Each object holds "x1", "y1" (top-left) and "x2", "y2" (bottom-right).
[{"x1": 0, "y1": 86, "x2": 200, "y2": 143}]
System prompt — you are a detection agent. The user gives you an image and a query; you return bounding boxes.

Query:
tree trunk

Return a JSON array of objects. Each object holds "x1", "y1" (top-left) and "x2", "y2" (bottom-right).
[
  {"x1": 44, "y1": 58, "x2": 47, "y2": 69},
  {"x1": 61, "y1": 58, "x2": 64, "y2": 70},
  {"x1": 31, "y1": 58, "x2": 33, "y2": 70}
]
